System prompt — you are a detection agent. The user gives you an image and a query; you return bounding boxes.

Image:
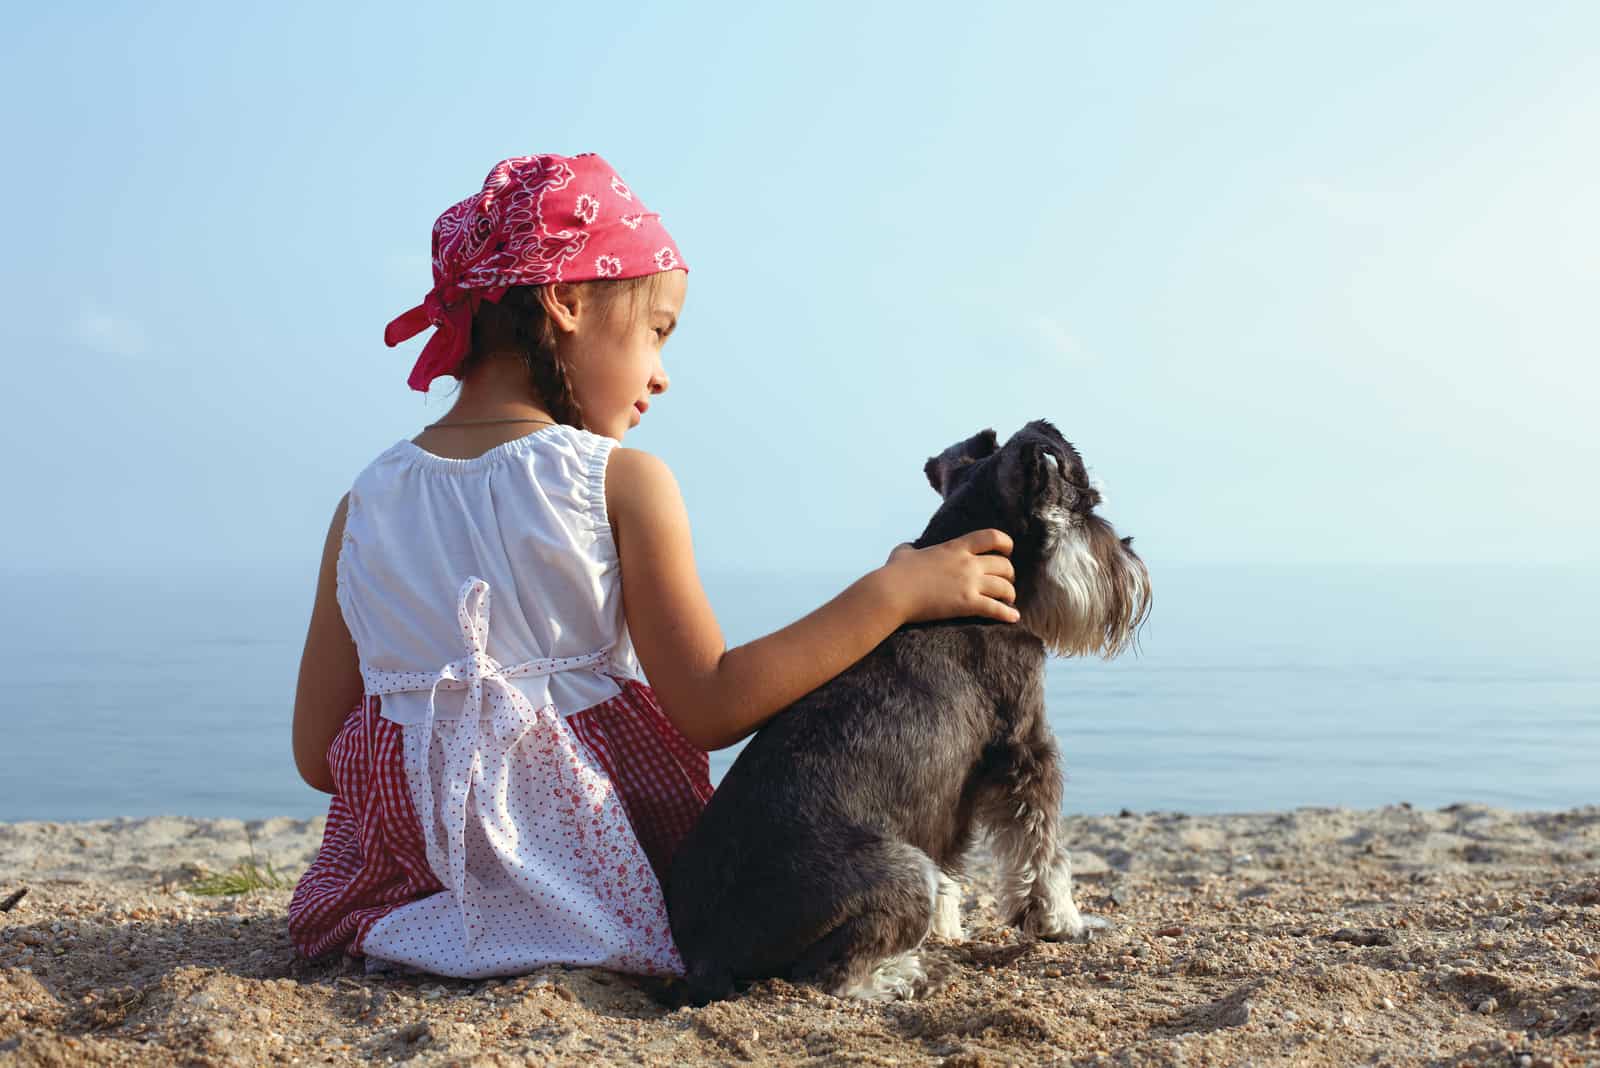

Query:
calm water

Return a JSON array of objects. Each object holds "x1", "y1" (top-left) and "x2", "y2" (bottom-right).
[{"x1": 2, "y1": 563, "x2": 1595, "y2": 822}]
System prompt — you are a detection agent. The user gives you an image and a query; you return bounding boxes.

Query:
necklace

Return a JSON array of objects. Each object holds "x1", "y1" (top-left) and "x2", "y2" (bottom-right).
[{"x1": 424, "y1": 417, "x2": 557, "y2": 430}]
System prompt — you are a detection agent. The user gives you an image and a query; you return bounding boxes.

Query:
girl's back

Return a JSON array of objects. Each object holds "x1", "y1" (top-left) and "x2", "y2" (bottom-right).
[
  {"x1": 294, "y1": 419, "x2": 710, "y2": 978},
  {"x1": 340, "y1": 424, "x2": 642, "y2": 727}
]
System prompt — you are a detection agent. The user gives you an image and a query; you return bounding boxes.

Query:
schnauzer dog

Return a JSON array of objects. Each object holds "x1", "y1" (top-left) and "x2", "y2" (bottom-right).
[{"x1": 666, "y1": 420, "x2": 1150, "y2": 1002}]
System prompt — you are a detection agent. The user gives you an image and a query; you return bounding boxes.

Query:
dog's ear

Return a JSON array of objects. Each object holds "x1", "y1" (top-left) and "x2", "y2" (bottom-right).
[
  {"x1": 1013, "y1": 445, "x2": 1106, "y2": 518},
  {"x1": 924, "y1": 429, "x2": 999, "y2": 497}
]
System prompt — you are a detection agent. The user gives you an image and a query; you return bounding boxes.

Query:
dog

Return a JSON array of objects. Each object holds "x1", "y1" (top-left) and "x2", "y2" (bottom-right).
[{"x1": 665, "y1": 420, "x2": 1151, "y2": 1002}]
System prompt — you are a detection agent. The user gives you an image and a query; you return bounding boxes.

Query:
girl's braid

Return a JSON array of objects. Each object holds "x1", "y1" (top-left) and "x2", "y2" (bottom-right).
[
  {"x1": 460, "y1": 276, "x2": 655, "y2": 425},
  {"x1": 463, "y1": 285, "x2": 585, "y2": 428},
  {"x1": 505, "y1": 290, "x2": 584, "y2": 429}
]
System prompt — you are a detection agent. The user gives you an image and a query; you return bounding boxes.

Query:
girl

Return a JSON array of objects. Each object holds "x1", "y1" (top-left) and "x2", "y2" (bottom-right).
[{"x1": 287, "y1": 153, "x2": 1020, "y2": 979}]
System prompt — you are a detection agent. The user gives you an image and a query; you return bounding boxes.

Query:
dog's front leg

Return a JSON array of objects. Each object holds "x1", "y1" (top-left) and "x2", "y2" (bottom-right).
[{"x1": 980, "y1": 703, "x2": 1106, "y2": 941}]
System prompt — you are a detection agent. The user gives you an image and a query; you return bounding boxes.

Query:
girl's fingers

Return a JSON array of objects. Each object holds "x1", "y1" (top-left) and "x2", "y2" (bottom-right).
[
  {"x1": 979, "y1": 574, "x2": 1017, "y2": 606},
  {"x1": 980, "y1": 554, "x2": 1016, "y2": 582},
  {"x1": 977, "y1": 590, "x2": 1022, "y2": 623},
  {"x1": 960, "y1": 528, "x2": 1014, "y2": 557}
]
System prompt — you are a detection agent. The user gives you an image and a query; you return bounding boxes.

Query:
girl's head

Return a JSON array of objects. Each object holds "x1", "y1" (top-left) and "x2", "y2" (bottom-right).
[
  {"x1": 384, "y1": 154, "x2": 689, "y2": 440},
  {"x1": 462, "y1": 269, "x2": 686, "y2": 441}
]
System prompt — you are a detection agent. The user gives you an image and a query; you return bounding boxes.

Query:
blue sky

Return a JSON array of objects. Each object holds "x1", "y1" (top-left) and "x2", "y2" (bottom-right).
[{"x1": 3, "y1": 1, "x2": 1596, "y2": 581}]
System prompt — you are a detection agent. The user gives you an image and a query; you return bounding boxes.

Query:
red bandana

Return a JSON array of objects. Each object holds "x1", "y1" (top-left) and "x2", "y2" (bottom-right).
[{"x1": 384, "y1": 154, "x2": 689, "y2": 392}]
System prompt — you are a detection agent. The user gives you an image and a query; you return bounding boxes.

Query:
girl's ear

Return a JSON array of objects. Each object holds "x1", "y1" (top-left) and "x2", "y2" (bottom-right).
[{"x1": 538, "y1": 283, "x2": 583, "y2": 334}]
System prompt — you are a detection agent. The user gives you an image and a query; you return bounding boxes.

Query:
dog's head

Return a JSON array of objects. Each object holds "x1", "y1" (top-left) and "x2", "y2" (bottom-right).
[{"x1": 918, "y1": 420, "x2": 1150, "y2": 658}]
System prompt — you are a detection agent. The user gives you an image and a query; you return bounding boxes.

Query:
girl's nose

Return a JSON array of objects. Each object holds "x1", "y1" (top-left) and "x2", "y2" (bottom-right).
[{"x1": 650, "y1": 368, "x2": 670, "y2": 395}]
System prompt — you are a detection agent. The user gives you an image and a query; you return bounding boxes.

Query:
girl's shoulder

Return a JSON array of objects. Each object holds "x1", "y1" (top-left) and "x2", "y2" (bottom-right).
[{"x1": 603, "y1": 447, "x2": 685, "y2": 531}]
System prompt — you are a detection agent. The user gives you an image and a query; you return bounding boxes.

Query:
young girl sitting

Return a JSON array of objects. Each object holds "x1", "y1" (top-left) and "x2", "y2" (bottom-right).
[{"x1": 287, "y1": 153, "x2": 1021, "y2": 979}]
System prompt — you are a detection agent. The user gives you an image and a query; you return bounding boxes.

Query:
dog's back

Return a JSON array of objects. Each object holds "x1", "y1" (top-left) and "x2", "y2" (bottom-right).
[{"x1": 666, "y1": 621, "x2": 1042, "y2": 1000}]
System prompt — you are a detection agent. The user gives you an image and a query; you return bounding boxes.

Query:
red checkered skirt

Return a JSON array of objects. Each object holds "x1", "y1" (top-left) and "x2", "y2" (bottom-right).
[{"x1": 287, "y1": 678, "x2": 711, "y2": 962}]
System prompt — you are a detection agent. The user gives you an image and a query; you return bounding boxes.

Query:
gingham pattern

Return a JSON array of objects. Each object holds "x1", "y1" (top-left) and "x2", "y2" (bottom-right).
[
  {"x1": 567, "y1": 679, "x2": 714, "y2": 880},
  {"x1": 287, "y1": 694, "x2": 443, "y2": 959},
  {"x1": 287, "y1": 679, "x2": 711, "y2": 966}
]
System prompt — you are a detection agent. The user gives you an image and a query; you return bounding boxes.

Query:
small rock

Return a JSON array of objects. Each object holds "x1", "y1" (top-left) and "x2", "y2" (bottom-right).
[
  {"x1": 1283, "y1": 1010, "x2": 1299, "y2": 1023},
  {"x1": 1380, "y1": 997, "x2": 1395, "y2": 1010},
  {"x1": 1475, "y1": 997, "x2": 1497, "y2": 1014},
  {"x1": 1486, "y1": 916, "x2": 1511, "y2": 931},
  {"x1": 1155, "y1": 925, "x2": 1184, "y2": 938},
  {"x1": 1221, "y1": 1000, "x2": 1252, "y2": 1028},
  {"x1": 397, "y1": 1021, "x2": 430, "y2": 1044},
  {"x1": 1327, "y1": 928, "x2": 1394, "y2": 947}
]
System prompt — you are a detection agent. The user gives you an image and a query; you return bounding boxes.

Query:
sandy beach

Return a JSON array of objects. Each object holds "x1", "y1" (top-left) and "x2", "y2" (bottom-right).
[{"x1": 2, "y1": 804, "x2": 1597, "y2": 1067}]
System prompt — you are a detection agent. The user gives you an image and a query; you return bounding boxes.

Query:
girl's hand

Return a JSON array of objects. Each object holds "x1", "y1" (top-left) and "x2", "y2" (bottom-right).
[
  {"x1": 879, "y1": 529, "x2": 1020, "y2": 624},
  {"x1": 608, "y1": 450, "x2": 1017, "y2": 751}
]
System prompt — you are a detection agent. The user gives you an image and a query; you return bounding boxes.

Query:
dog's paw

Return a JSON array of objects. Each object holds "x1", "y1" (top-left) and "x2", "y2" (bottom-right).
[
  {"x1": 834, "y1": 950, "x2": 927, "y2": 1002},
  {"x1": 1012, "y1": 900, "x2": 1112, "y2": 942}
]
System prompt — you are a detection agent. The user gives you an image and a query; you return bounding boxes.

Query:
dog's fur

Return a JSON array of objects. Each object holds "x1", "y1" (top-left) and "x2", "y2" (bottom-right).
[{"x1": 666, "y1": 421, "x2": 1150, "y2": 1002}]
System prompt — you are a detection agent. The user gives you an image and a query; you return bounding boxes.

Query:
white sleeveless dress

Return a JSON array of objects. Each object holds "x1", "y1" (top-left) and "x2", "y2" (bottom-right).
[{"x1": 329, "y1": 424, "x2": 683, "y2": 979}]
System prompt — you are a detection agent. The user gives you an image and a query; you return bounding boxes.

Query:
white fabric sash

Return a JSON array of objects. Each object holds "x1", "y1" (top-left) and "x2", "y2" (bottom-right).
[{"x1": 359, "y1": 576, "x2": 618, "y2": 950}]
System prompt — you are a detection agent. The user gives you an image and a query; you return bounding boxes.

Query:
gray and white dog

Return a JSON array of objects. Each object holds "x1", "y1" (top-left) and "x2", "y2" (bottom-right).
[{"x1": 666, "y1": 420, "x2": 1151, "y2": 1002}]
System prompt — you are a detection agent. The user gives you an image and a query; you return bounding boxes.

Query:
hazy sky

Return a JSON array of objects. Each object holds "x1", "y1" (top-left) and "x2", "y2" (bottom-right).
[{"x1": 3, "y1": 2, "x2": 1596, "y2": 583}]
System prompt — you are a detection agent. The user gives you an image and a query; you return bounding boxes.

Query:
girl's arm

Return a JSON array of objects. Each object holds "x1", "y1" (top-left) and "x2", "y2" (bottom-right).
[
  {"x1": 606, "y1": 449, "x2": 1018, "y2": 751},
  {"x1": 290, "y1": 495, "x2": 364, "y2": 794}
]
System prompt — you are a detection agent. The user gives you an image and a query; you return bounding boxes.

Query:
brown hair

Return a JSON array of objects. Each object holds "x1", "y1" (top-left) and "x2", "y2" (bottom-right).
[{"x1": 455, "y1": 274, "x2": 664, "y2": 428}]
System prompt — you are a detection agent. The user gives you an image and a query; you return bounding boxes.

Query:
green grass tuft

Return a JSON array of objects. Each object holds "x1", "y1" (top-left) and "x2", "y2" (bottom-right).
[
  {"x1": 184, "y1": 826, "x2": 293, "y2": 896},
  {"x1": 186, "y1": 858, "x2": 291, "y2": 896}
]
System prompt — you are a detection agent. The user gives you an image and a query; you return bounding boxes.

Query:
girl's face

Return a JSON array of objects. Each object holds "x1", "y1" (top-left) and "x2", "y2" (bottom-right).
[{"x1": 559, "y1": 270, "x2": 687, "y2": 442}]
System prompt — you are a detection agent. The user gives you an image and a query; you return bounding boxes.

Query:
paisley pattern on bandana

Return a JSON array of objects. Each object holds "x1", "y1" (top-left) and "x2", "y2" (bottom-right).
[{"x1": 384, "y1": 154, "x2": 688, "y2": 392}]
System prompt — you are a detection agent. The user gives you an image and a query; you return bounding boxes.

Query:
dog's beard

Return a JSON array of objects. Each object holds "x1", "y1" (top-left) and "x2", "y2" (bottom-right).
[{"x1": 1024, "y1": 509, "x2": 1150, "y2": 657}]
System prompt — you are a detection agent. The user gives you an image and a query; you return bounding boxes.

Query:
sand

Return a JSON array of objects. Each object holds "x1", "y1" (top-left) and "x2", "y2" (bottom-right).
[{"x1": 2, "y1": 803, "x2": 1597, "y2": 1067}]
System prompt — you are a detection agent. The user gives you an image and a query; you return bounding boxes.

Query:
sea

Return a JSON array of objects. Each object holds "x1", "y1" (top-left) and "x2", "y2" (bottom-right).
[{"x1": 2, "y1": 563, "x2": 1595, "y2": 823}]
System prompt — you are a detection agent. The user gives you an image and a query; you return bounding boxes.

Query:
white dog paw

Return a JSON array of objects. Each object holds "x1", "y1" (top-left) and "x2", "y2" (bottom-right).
[
  {"x1": 836, "y1": 951, "x2": 926, "y2": 1001},
  {"x1": 1017, "y1": 902, "x2": 1112, "y2": 942}
]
